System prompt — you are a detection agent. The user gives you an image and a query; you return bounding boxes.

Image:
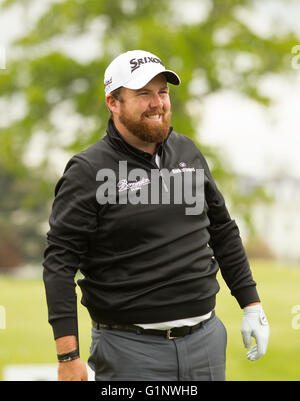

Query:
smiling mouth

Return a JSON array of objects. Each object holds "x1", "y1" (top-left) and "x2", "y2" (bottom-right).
[{"x1": 143, "y1": 114, "x2": 162, "y2": 121}]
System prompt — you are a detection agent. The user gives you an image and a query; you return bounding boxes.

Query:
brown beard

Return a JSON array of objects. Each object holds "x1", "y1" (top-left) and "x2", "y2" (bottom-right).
[{"x1": 119, "y1": 107, "x2": 171, "y2": 143}]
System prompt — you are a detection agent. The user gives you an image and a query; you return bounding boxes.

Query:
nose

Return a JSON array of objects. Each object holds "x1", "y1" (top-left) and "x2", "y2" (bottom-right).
[{"x1": 149, "y1": 92, "x2": 163, "y2": 109}]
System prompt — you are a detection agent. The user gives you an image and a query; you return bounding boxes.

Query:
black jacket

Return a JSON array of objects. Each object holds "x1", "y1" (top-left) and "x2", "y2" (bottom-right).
[{"x1": 43, "y1": 119, "x2": 260, "y2": 339}]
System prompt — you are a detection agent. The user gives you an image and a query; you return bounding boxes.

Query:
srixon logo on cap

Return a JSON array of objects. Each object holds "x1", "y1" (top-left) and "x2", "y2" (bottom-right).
[{"x1": 130, "y1": 56, "x2": 164, "y2": 73}]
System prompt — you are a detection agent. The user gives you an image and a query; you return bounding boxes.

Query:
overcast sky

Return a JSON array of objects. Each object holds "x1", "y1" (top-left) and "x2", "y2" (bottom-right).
[{"x1": 0, "y1": 0, "x2": 300, "y2": 179}]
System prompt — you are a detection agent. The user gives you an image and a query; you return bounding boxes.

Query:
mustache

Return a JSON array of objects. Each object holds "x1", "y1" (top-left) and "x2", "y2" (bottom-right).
[{"x1": 141, "y1": 109, "x2": 170, "y2": 118}]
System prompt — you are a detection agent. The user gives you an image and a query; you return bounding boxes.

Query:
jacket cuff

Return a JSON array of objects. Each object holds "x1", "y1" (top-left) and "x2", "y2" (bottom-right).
[
  {"x1": 232, "y1": 286, "x2": 260, "y2": 309},
  {"x1": 51, "y1": 317, "x2": 78, "y2": 340}
]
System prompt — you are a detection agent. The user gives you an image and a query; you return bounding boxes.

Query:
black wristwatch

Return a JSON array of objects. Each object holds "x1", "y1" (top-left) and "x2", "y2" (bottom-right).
[{"x1": 57, "y1": 348, "x2": 80, "y2": 363}]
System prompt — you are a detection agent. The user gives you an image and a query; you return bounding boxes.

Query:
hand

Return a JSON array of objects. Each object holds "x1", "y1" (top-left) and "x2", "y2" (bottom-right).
[
  {"x1": 241, "y1": 303, "x2": 270, "y2": 361},
  {"x1": 58, "y1": 358, "x2": 88, "y2": 381}
]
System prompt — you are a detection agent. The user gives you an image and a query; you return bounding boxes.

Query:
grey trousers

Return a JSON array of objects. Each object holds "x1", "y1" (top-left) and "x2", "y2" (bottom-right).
[{"x1": 88, "y1": 314, "x2": 227, "y2": 381}]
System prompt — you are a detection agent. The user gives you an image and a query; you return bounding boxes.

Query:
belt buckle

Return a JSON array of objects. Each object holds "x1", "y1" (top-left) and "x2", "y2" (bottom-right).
[{"x1": 166, "y1": 329, "x2": 176, "y2": 339}]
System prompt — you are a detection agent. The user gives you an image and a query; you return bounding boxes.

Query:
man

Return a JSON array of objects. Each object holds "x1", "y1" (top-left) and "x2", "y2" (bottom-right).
[{"x1": 43, "y1": 50, "x2": 269, "y2": 381}]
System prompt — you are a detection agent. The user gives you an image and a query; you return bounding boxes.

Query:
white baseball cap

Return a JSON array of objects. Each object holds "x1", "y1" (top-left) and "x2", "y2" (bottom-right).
[{"x1": 104, "y1": 50, "x2": 181, "y2": 96}]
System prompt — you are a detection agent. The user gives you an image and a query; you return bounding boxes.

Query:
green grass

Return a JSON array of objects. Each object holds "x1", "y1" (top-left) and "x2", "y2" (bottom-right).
[
  {"x1": 217, "y1": 259, "x2": 300, "y2": 381},
  {"x1": 0, "y1": 259, "x2": 300, "y2": 381}
]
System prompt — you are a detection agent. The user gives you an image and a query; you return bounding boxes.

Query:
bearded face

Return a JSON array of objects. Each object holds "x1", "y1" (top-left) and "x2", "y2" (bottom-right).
[
  {"x1": 112, "y1": 74, "x2": 172, "y2": 144},
  {"x1": 118, "y1": 102, "x2": 171, "y2": 144}
]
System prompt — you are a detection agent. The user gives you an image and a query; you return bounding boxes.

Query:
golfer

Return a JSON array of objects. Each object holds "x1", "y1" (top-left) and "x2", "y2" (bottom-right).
[{"x1": 43, "y1": 50, "x2": 269, "y2": 381}]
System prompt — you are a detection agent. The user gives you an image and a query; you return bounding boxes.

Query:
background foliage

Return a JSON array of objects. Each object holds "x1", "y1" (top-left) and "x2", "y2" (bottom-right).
[{"x1": 0, "y1": 0, "x2": 297, "y2": 268}]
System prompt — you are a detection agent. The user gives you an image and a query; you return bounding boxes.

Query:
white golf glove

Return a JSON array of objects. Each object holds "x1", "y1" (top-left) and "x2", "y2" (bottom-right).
[{"x1": 241, "y1": 304, "x2": 270, "y2": 361}]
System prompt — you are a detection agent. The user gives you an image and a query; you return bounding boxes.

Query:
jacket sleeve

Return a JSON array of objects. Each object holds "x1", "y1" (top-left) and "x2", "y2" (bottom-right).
[
  {"x1": 43, "y1": 155, "x2": 98, "y2": 339},
  {"x1": 199, "y1": 153, "x2": 260, "y2": 308}
]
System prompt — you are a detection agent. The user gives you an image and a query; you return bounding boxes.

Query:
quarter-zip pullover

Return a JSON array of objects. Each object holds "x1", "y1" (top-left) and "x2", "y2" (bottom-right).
[{"x1": 43, "y1": 119, "x2": 259, "y2": 339}]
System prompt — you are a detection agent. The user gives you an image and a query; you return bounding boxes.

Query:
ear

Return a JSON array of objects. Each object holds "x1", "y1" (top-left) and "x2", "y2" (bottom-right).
[{"x1": 106, "y1": 94, "x2": 119, "y2": 115}]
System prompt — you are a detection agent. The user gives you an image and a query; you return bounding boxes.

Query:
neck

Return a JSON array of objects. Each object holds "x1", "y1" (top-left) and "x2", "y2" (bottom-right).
[{"x1": 113, "y1": 118, "x2": 157, "y2": 155}]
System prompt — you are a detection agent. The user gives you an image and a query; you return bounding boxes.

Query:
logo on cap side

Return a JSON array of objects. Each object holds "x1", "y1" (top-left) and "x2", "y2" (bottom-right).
[
  {"x1": 130, "y1": 57, "x2": 164, "y2": 73},
  {"x1": 104, "y1": 77, "x2": 113, "y2": 87}
]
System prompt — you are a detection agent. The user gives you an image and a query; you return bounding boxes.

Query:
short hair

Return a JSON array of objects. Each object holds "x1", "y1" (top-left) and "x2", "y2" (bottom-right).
[
  {"x1": 107, "y1": 87, "x2": 124, "y2": 118},
  {"x1": 111, "y1": 87, "x2": 124, "y2": 101}
]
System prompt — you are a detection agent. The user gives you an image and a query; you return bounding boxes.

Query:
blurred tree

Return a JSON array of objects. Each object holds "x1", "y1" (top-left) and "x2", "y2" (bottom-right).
[
  {"x1": 0, "y1": 0, "x2": 297, "y2": 268},
  {"x1": 0, "y1": 162, "x2": 51, "y2": 269}
]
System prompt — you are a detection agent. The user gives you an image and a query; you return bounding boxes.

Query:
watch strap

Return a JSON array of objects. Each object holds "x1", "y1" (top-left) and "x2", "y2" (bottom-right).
[{"x1": 57, "y1": 348, "x2": 80, "y2": 363}]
